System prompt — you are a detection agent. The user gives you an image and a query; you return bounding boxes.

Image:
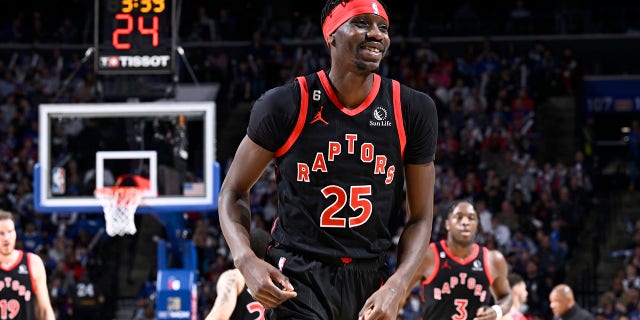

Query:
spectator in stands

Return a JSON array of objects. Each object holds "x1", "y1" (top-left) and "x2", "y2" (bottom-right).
[
  {"x1": 71, "y1": 273, "x2": 105, "y2": 320},
  {"x1": 524, "y1": 260, "x2": 550, "y2": 315},
  {"x1": 475, "y1": 198, "x2": 493, "y2": 240},
  {"x1": 506, "y1": 164, "x2": 536, "y2": 203},
  {"x1": 537, "y1": 233, "x2": 567, "y2": 283},
  {"x1": 490, "y1": 214, "x2": 512, "y2": 252},
  {"x1": 132, "y1": 273, "x2": 156, "y2": 320},
  {"x1": 623, "y1": 263, "x2": 640, "y2": 292}
]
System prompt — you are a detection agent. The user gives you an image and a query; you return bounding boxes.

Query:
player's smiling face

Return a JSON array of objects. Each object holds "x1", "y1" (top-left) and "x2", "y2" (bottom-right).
[
  {"x1": 332, "y1": 14, "x2": 390, "y2": 73},
  {"x1": 446, "y1": 202, "x2": 479, "y2": 245}
]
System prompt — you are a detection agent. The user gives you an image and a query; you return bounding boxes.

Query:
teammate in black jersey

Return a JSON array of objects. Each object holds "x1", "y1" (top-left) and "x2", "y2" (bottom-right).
[
  {"x1": 206, "y1": 228, "x2": 271, "y2": 320},
  {"x1": 218, "y1": 0, "x2": 438, "y2": 319},
  {"x1": 0, "y1": 210, "x2": 55, "y2": 320},
  {"x1": 413, "y1": 201, "x2": 512, "y2": 320}
]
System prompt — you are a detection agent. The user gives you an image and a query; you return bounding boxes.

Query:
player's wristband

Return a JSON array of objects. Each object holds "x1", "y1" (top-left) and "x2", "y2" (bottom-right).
[{"x1": 491, "y1": 305, "x2": 503, "y2": 319}]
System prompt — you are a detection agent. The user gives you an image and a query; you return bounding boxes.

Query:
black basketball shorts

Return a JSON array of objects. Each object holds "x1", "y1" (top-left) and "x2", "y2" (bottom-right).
[{"x1": 265, "y1": 244, "x2": 389, "y2": 320}]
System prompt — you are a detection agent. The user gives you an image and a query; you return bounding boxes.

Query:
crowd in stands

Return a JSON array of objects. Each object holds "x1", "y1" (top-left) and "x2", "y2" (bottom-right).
[
  {"x1": 1, "y1": 0, "x2": 637, "y2": 319},
  {"x1": 596, "y1": 217, "x2": 640, "y2": 320}
]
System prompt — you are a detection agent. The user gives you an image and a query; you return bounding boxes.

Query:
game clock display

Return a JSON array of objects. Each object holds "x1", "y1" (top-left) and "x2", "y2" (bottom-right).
[{"x1": 94, "y1": 0, "x2": 176, "y2": 75}]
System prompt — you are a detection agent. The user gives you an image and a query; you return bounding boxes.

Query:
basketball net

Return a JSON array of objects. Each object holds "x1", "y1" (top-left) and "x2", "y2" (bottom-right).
[{"x1": 94, "y1": 186, "x2": 143, "y2": 236}]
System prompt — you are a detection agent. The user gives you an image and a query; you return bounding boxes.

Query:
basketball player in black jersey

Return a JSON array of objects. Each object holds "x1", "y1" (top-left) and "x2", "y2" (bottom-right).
[
  {"x1": 205, "y1": 228, "x2": 272, "y2": 320},
  {"x1": 0, "y1": 210, "x2": 55, "y2": 320},
  {"x1": 218, "y1": 0, "x2": 438, "y2": 319},
  {"x1": 413, "y1": 201, "x2": 511, "y2": 320}
]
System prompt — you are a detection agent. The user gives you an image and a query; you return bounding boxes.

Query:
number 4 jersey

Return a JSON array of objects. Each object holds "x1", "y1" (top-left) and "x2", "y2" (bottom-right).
[
  {"x1": 247, "y1": 70, "x2": 437, "y2": 259},
  {"x1": 0, "y1": 251, "x2": 36, "y2": 320}
]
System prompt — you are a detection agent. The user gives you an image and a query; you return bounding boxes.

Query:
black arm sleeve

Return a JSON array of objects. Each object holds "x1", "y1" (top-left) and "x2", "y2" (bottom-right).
[
  {"x1": 246, "y1": 80, "x2": 301, "y2": 152},
  {"x1": 401, "y1": 85, "x2": 438, "y2": 165}
]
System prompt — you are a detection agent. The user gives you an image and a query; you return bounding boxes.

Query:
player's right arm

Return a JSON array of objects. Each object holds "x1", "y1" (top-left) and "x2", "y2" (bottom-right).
[
  {"x1": 205, "y1": 269, "x2": 244, "y2": 320},
  {"x1": 218, "y1": 136, "x2": 296, "y2": 309},
  {"x1": 218, "y1": 85, "x2": 299, "y2": 309}
]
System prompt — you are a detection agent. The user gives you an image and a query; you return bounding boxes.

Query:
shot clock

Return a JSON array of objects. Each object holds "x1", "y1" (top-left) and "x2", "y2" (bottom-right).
[{"x1": 94, "y1": 0, "x2": 176, "y2": 74}]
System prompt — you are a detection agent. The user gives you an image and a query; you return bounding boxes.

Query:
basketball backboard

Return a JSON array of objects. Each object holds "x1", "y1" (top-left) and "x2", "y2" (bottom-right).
[{"x1": 35, "y1": 102, "x2": 218, "y2": 213}]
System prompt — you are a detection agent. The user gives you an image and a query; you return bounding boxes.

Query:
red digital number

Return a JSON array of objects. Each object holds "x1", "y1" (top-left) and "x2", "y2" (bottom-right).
[
  {"x1": 113, "y1": 13, "x2": 134, "y2": 49},
  {"x1": 112, "y1": 13, "x2": 159, "y2": 50},
  {"x1": 138, "y1": 15, "x2": 159, "y2": 47}
]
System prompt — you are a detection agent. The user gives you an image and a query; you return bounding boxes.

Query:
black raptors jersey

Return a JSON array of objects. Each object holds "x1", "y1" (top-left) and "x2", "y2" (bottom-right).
[
  {"x1": 0, "y1": 251, "x2": 36, "y2": 320},
  {"x1": 230, "y1": 286, "x2": 265, "y2": 320},
  {"x1": 254, "y1": 70, "x2": 427, "y2": 259},
  {"x1": 421, "y1": 240, "x2": 493, "y2": 320}
]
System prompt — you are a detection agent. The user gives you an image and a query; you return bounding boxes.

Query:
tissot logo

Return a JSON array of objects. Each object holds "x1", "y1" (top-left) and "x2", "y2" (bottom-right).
[
  {"x1": 370, "y1": 106, "x2": 392, "y2": 127},
  {"x1": 99, "y1": 55, "x2": 171, "y2": 68}
]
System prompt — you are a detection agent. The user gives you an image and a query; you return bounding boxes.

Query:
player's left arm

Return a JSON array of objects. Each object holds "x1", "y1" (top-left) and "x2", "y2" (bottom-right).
[
  {"x1": 360, "y1": 162, "x2": 435, "y2": 320},
  {"x1": 359, "y1": 87, "x2": 437, "y2": 320},
  {"x1": 392, "y1": 87, "x2": 438, "y2": 300},
  {"x1": 28, "y1": 253, "x2": 55, "y2": 320},
  {"x1": 475, "y1": 250, "x2": 512, "y2": 320},
  {"x1": 489, "y1": 250, "x2": 512, "y2": 316},
  {"x1": 394, "y1": 161, "x2": 436, "y2": 292}
]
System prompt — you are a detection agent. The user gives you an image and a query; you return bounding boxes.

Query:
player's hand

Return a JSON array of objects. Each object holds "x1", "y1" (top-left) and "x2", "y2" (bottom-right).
[
  {"x1": 474, "y1": 306, "x2": 501, "y2": 320},
  {"x1": 236, "y1": 255, "x2": 297, "y2": 308},
  {"x1": 358, "y1": 282, "x2": 404, "y2": 320}
]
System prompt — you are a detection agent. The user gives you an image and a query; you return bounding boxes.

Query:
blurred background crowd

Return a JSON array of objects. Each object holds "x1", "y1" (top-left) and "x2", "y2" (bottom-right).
[{"x1": 1, "y1": 0, "x2": 640, "y2": 319}]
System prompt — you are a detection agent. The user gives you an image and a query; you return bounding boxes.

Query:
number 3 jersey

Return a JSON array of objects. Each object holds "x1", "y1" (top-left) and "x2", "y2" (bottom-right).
[
  {"x1": 247, "y1": 70, "x2": 437, "y2": 259},
  {"x1": 420, "y1": 240, "x2": 493, "y2": 320},
  {"x1": 0, "y1": 251, "x2": 37, "y2": 320}
]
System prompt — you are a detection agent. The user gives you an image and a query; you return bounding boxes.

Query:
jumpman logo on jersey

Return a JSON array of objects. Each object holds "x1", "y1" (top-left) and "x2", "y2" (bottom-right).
[
  {"x1": 441, "y1": 259, "x2": 451, "y2": 269},
  {"x1": 310, "y1": 105, "x2": 329, "y2": 125}
]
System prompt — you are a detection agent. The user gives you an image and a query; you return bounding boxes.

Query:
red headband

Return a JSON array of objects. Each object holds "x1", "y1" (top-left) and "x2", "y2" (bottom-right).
[{"x1": 322, "y1": 0, "x2": 389, "y2": 46}]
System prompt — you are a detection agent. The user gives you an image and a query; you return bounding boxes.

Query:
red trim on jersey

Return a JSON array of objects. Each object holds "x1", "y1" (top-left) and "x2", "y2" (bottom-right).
[
  {"x1": 421, "y1": 243, "x2": 439, "y2": 303},
  {"x1": 270, "y1": 216, "x2": 279, "y2": 234},
  {"x1": 317, "y1": 70, "x2": 381, "y2": 116},
  {"x1": 421, "y1": 243, "x2": 440, "y2": 287},
  {"x1": 26, "y1": 252, "x2": 38, "y2": 295},
  {"x1": 275, "y1": 76, "x2": 309, "y2": 157},
  {"x1": 440, "y1": 240, "x2": 480, "y2": 265},
  {"x1": 483, "y1": 247, "x2": 494, "y2": 286},
  {"x1": 0, "y1": 250, "x2": 23, "y2": 272},
  {"x1": 391, "y1": 80, "x2": 406, "y2": 160}
]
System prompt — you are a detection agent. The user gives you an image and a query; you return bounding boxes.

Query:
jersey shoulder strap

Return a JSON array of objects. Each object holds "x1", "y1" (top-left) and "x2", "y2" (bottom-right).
[
  {"x1": 274, "y1": 76, "x2": 310, "y2": 157},
  {"x1": 391, "y1": 79, "x2": 406, "y2": 160}
]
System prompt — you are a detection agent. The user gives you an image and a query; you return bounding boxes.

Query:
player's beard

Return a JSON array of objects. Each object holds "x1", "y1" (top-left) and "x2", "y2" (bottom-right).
[
  {"x1": 0, "y1": 245, "x2": 13, "y2": 256},
  {"x1": 353, "y1": 60, "x2": 381, "y2": 77}
]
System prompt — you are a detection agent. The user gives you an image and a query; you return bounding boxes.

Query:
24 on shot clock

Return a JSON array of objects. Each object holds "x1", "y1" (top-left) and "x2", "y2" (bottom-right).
[{"x1": 94, "y1": 0, "x2": 176, "y2": 75}]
